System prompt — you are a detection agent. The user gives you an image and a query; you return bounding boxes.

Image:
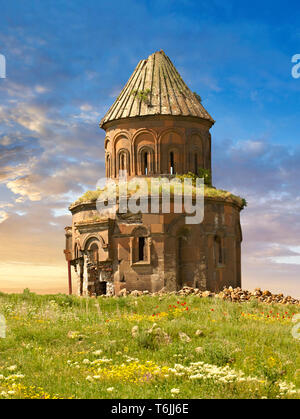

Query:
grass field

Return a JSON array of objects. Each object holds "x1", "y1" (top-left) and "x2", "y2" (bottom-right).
[{"x1": 0, "y1": 290, "x2": 299, "y2": 399}]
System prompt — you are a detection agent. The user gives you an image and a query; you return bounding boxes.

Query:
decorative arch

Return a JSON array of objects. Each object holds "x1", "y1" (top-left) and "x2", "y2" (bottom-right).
[
  {"x1": 112, "y1": 132, "x2": 131, "y2": 178},
  {"x1": 117, "y1": 148, "x2": 131, "y2": 176},
  {"x1": 166, "y1": 214, "x2": 186, "y2": 236},
  {"x1": 82, "y1": 234, "x2": 106, "y2": 252},
  {"x1": 112, "y1": 131, "x2": 132, "y2": 146},
  {"x1": 106, "y1": 153, "x2": 112, "y2": 178},
  {"x1": 166, "y1": 215, "x2": 205, "y2": 236},
  {"x1": 159, "y1": 129, "x2": 184, "y2": 174},
  {"x1": 157, "y1": 127, "x2": 184, "y2": 145},
  {"x1": 131, "y1": 225, "x2": 150, "y2": 237},
  {"x1": 166, "y1": 146, "x2": 181, "y2": 174},
  {"x1": 104, "y1": 137, "x2": 111, "y2": 150},
  {"x1": 132, "y1": 128, "x2": 157, "y2": 148},
  {"x1": 89, "y1": 242, "x2": 99, "y2": 263},
  {"x1": 188, "y1": 133, "x2": 204, "y2": 173},
  {"x1": 132, "y1": 129, "x2": 157, "y2": 175},
  {"x1": 138, "y1": 146, "x2": 154, "y2": 175}
]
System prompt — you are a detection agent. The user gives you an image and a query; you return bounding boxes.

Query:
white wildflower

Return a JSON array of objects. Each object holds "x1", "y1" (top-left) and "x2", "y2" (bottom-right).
[
  {"x1": 92, "y1": 350, "x2": 103, "y2": 356},
  {"x1": 7, "y1": 365, "x2": 17, "y2": 371},
  {"x1": 171, "y1": 388, "x2": 180, "y2": 394}
]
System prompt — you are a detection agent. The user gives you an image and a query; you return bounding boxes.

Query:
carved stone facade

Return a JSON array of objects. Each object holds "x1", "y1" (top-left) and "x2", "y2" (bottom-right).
[
  {"x1": 104, "y1": 117, "x2": 212, "y2": 180},
  {"x1": 64, "y1": 51, "x2": 244, "y2": 296}
]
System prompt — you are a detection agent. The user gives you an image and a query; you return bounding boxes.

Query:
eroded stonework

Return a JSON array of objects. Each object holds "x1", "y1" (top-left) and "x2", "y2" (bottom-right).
[{"x1": 64, "y1": 50, "x2": 244, "y2": 296}]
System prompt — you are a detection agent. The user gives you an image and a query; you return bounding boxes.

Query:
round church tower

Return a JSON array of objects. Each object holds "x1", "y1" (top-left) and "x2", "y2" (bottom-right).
[
  {"x1": 65, "y1": 51, "x2": 244, "y2": 296},
  {"x1": 101, "y1": 50, "x2": 213, "y2": 180}
]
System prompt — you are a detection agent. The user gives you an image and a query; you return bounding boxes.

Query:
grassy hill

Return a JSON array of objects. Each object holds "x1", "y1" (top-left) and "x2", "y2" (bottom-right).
[{"x1": 0, "y1": 290, "x2": 299, "y2": 399}]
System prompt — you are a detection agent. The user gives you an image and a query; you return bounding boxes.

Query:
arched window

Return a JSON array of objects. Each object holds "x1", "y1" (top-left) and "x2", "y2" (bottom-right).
[
  {"x1": 140, "y1": 148, "x2": 153, "y2": 175},
  {"x1": 143, "y1": 151, "x2": 148, "y2": 175},
  {"x1": 89, "y1": 243, "x2": 99, "y2": 264},
  {"x1": 118, "y1": 150, "x2": 130, "y2": 176},
  {"x1": 170, "y1": 152, "x2": 175, "y2": 174}
]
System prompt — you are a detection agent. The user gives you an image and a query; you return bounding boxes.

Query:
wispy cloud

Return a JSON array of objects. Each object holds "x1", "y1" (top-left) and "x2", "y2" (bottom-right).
[{"x1": 0, "y1": 0, "x2": 299, "y2": 295}]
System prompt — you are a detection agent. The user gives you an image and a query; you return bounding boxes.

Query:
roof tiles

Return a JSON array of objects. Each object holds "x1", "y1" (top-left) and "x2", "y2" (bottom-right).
[{"x1": 100, "y1": 50, "x2": 214, "y2": 127}]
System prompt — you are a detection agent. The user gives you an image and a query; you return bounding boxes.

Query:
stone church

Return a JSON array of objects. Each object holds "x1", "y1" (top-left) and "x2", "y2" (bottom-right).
[{"x1": 64, "y1": 50, "x2": 244, "y2": 296}]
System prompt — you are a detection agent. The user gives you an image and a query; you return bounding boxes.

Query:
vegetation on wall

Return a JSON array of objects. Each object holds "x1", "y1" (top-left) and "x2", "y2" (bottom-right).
[
  {"x1": 72, "y1": 174, "x2": 247, "y2": 211},
  {"x1": 193, "y1": 92, "x2": 202, "y2": 103},
  {"x1": 131, "y1": 89, "x2": 151, "y2": 105},
  {"x1": 176, "y1": 169, "x2": 212, "y2": 186}
]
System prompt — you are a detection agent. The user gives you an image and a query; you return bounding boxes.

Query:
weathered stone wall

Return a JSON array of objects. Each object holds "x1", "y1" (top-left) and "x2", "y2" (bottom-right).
[
  {"x1": 69, "y1": 196, "x2": 242, "y2": 295},
  {"x1": 103, "y1": 115, "x2": 212, "y2": 179}
]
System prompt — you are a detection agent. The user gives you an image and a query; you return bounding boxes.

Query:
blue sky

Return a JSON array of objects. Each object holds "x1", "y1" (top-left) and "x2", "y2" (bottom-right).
[{"x1": 0, "y1": 0, "x2": 299, "y2": 295}]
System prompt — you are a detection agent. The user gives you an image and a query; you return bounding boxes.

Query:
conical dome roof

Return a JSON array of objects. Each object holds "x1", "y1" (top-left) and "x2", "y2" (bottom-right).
[{"x1": 100, "y1": 50, "x2": 214, "y2": 128}]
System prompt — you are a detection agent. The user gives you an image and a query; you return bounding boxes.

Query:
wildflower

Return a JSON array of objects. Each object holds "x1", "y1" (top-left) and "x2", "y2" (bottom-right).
[
  {"x1": 82, "y1": 359, "x2": 90, "y2": 364},
  {"x1": 67, "y1": 331, "x2": 80, "y2": 339},
  {"x1": 107, "y1": 387, "x2": 114, "y2": 392},
  {"x1": 131, "y1": 325, "x2": 139, "y2": 338},
  {"x1": 92, "y1": 350, "x2": 103, "y2": 356},
  {"x1": 7, "y1": 365, "x2": 17, "y2": 372},
  {"x1": 86, "y1": 376, "x2": 93, "y2": 382},
  {"x1": 171, "y1": 388, "x2": 180, "y2": 395},
  {"x1": 179, "y1": 332, "x2": 191, "y2": 343}
]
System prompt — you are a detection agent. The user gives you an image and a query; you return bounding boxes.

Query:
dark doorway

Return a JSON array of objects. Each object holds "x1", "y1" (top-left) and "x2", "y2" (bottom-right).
[{"x1": 99, "y1": 281, "x2": 107, "y2": 295}]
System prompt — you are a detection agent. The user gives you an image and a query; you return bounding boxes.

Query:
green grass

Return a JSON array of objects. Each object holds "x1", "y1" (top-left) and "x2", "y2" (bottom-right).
[
  {"x1": 73, "y1": 182, "x2": 246, "y2": 209},
  {"x1": 0, "y1": 291, "x2": 299, "y2": 399}
]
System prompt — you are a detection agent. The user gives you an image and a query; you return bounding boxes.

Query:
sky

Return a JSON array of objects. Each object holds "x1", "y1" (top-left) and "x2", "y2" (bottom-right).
[{"x1": 0, "y1": 0, "x2": 299, "y2": 296}]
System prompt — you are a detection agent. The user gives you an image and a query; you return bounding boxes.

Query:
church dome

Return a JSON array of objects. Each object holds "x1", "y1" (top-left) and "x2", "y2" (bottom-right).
[{"x1": 100, "y1": 50, "x2": 214, "y2": 128}]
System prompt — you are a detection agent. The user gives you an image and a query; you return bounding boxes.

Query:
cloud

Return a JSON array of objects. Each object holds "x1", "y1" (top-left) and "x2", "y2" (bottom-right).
[
  {"x1": 0, "y1": 211, "x2": 9, "y2": 223},
  {"x1": 213, "y1": 137, "x2": 300, "y2": 297},
  {"x1": 0, "y1": 0, "x2": 299, "y2": 295}
]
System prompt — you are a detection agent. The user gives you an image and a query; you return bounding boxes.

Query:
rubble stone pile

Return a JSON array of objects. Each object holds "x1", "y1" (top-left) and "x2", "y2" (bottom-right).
[{"x1": 118, "y1": 286, "x2": 300, "y2": 305}]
